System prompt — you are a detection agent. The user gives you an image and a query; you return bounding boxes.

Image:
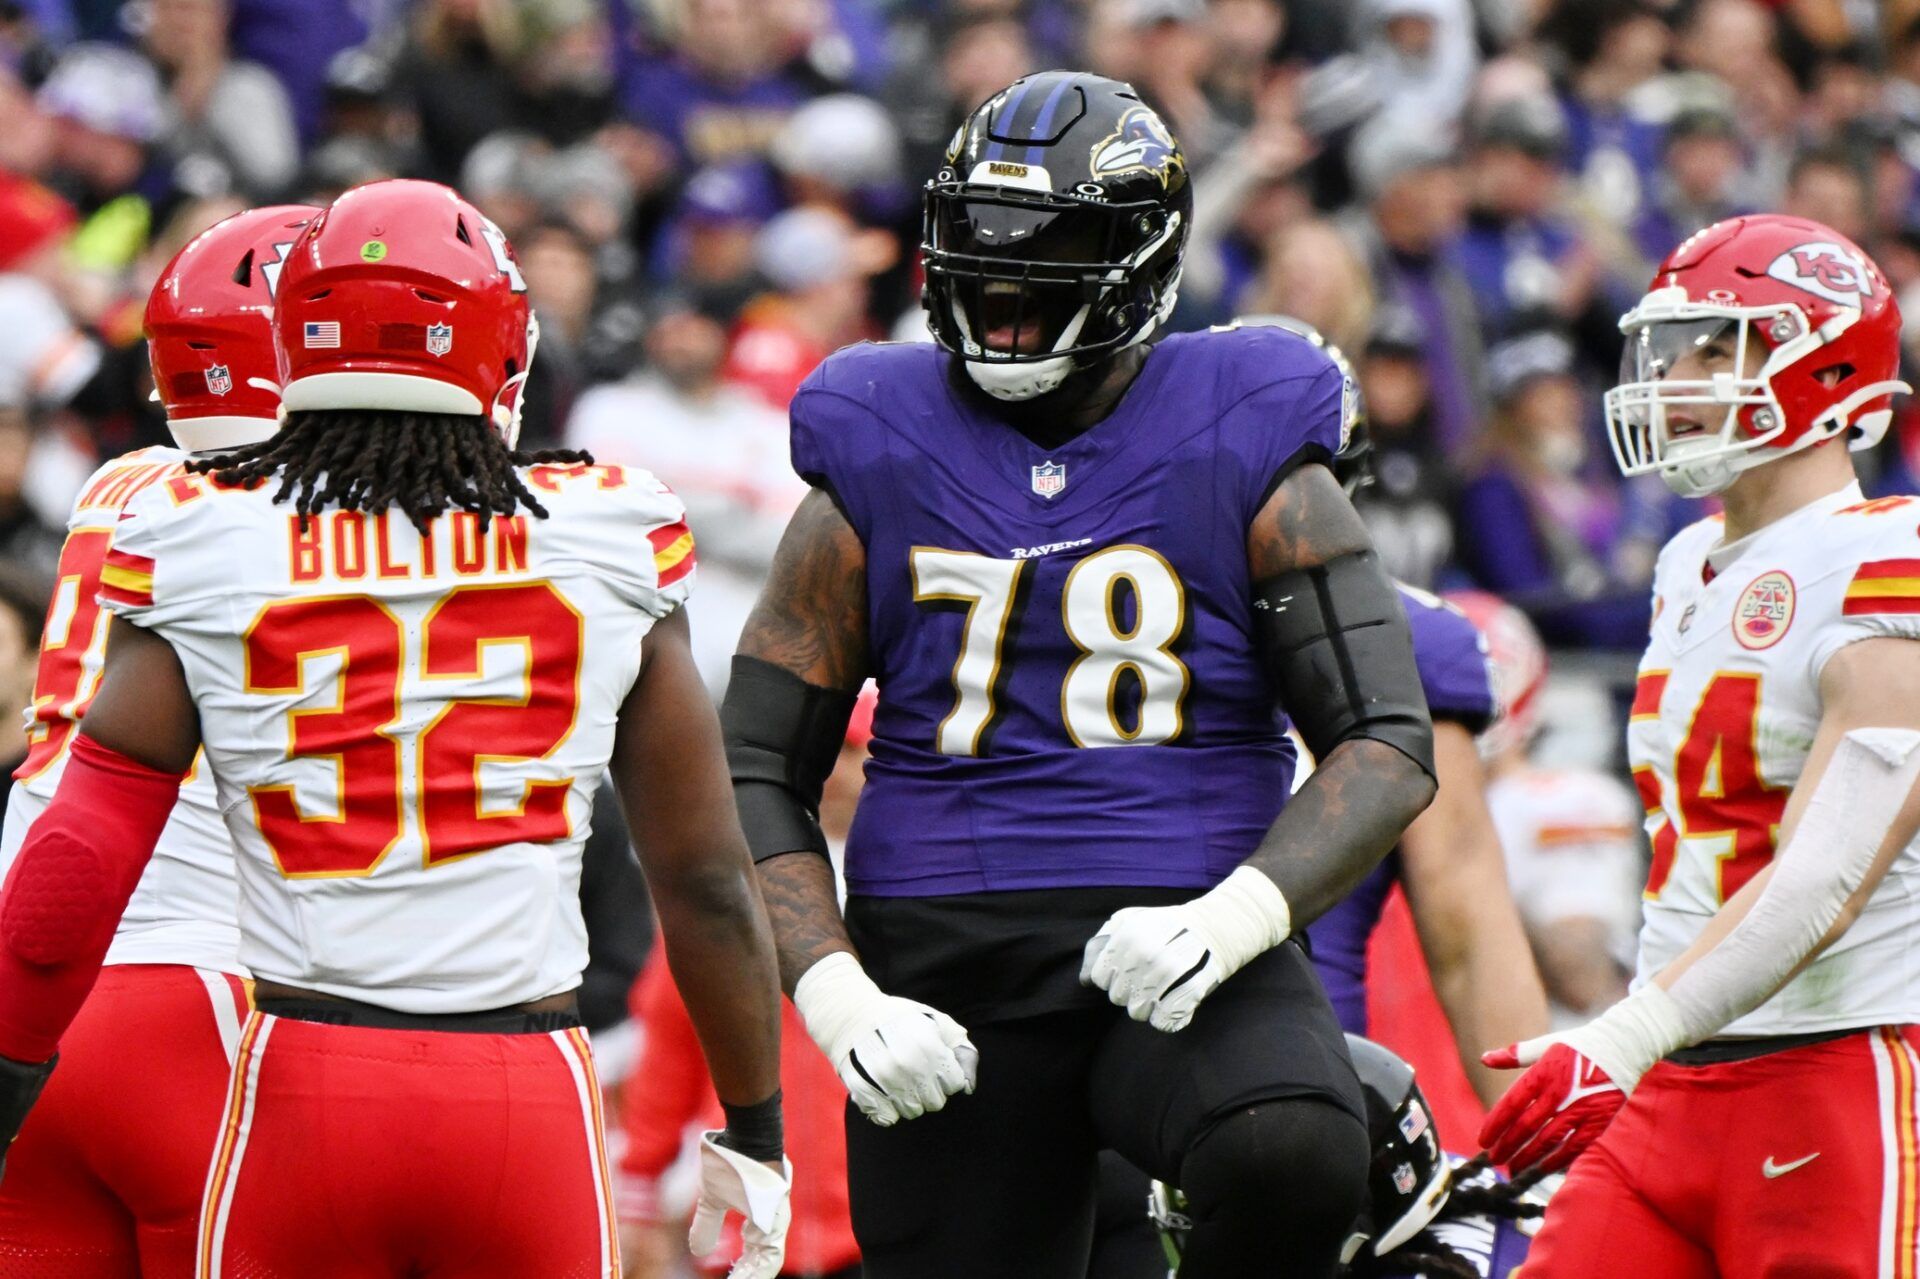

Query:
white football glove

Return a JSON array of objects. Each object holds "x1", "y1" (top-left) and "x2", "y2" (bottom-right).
[
  {"x1": 690, "y1": 1132, "x2": 791, "y2": 1279},
  {"x1": 793, "y1": 951, "x2": 978, "y2": 1127},
  {"x1": 1081, "y1": 867, "x2": 1292, "y2": 1033}
]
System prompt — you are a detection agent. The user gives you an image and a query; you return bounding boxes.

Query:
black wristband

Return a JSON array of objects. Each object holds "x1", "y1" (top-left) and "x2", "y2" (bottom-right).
[{"x1": 717, "y1": 1089, "x2": 784, "y2": 1163}]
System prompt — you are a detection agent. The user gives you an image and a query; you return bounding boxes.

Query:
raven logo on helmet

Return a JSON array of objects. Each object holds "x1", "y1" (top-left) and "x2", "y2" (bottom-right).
[
  {"x1": 1766, "y1": 241, "x2": 1876, "y2": 307},
  {"x1": 1089, "y1": 106, "x2": 1181, "y2": 186}
]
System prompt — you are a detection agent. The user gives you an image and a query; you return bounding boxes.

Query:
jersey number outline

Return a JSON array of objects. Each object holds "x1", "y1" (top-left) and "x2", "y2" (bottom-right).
[
  {"x1": 17, "y1": 528, "x2": 113, "y2": 782},
  {"x1": 911, "y1": 544, "x2": 1189, "y2": 754},
  {"x1": 243, "y1": 581, "x2": 583, "y2": 878},
  {"x1": 1633, "y1": 670, "x2": 1787, "y2": 903}
]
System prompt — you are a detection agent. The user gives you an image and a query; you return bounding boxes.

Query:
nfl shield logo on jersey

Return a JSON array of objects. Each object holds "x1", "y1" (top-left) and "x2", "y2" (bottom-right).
[
  {"x1": 426, "y1": 323, "x2": 453, "y2": 356},
  {"x1": 1031, "y1": 460, "x2": 1067, "y2": 498},
  {"x1": 203, "y1": 364, "x2": 231, "y2": 395}
]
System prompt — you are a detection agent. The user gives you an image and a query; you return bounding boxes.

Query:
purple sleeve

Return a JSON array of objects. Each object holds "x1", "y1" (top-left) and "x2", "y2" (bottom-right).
[
  {"x1": 1215, "y1": 331, "x2": 1349, "y2": 528},
  {"x1": 1400, "y1": 589, "x2": 1497, "y2": 732},
  {"x1": 789, "y1": 363, "x2": 884, "y2": 543}
]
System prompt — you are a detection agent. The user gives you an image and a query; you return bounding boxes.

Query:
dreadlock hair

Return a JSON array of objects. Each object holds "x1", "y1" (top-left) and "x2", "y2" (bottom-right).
[
  {"x1": 189, "y1": 410, "x2": 591, "y2": 533},
  {"x1": 1349, "y1": 1156, "x2": 1547, "y2": 1279}
]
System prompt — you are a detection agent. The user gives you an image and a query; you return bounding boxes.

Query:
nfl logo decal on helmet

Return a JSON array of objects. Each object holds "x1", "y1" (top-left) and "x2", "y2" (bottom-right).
[
  {"x1": 427, "y1": 323, "x2": 453, "y2": 356},
  {"x1": 1031, "y1": 460, "x2": 1067, "y2": 498},
  {"x1": 203, "y1": 365, "x2": 231, "y2": 396}
]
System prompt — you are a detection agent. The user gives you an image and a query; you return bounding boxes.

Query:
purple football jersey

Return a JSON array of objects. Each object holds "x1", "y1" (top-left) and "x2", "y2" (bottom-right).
[
  {"x1": 1308, "y1": 589, "x2": 1496, "y2": 1033},
  {"x1": 791, "y1": 329, "x2": 1348, "y2": 897}
]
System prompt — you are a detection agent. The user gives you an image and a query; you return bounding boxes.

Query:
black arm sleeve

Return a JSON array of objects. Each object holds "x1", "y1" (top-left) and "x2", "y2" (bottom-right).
[
  {"x1": 1252, "y1": 549, "x2": 1435, "y2": 780},
  {"x1": 720, "y1": 655, "x2": 858, "y2": 863}
]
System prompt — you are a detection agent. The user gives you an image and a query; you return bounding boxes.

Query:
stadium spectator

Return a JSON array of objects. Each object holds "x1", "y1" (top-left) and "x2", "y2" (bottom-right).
[
  {"x1": 1631, "y1": 102, "x2": 1748, "y2": 266},
  {"x1": 1347, "y1": 122, "x2": 1482, "y2": 459},
  {"x1": 1454, "y1": 95, "x2": 1596, "y2": 338},
  {"x1": 140, "y1": 0, "x2": 300, "y2": 199},
  {"x1": 1454, "y1": 330, "x2": 1652, "y2": 649},
  {"x1": 1353, "y1": 306, "x2": 1454, "y2": 589},
  {"x1": 615, "y1": 0, "x2": 807, "y2": 169},
  {"x1": 1783, "y1": 143, "x2": 1873, "y2": 244},
  {"x1": 566, "y1": 292, "x2": 802, "y2": 691},
  {"x1": 723, "y1": 205, "x2": 890, "y2": 409}
]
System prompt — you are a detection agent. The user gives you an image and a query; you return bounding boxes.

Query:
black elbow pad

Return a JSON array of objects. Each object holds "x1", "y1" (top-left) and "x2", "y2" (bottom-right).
[
  {"x1": 1252, "y1": 550, "x2": 1435, "y2": 780},
  {"x1": 721, "y1": 656, "x2": 858, "y2": 863}
]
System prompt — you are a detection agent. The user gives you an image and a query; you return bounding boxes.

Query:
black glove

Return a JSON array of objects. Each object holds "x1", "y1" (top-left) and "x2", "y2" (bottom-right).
[{"x1": 0, "y1": 1053, "x2": 55, "y2": 1184}]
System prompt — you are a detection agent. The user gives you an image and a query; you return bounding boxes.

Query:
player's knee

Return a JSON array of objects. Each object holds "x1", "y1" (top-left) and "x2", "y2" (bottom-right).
[{"x1": 1179, "y1": 1096, "x2": 1368, "y2": 1231}]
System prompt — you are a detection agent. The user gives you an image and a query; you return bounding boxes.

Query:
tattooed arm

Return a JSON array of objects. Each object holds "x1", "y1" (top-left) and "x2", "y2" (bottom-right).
[
  {"x1": 1081, "y1": 462, "x2": 1434, "y2": 1033},
  {"x1": 1240, "y1": 462, "x2": 1437, "y2": 928},
  {"x1": 730, "y1": 487, "x2": 869, "y2": 995},
  {"x1": 729, "y1": 489, "x2": 979, "y2": 1124}
]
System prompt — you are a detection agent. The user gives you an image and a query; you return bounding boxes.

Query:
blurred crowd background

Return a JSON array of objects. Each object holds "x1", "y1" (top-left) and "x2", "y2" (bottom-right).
[{"x1": 0, "y1": 0, "x2": 1914, "y2": 1271}]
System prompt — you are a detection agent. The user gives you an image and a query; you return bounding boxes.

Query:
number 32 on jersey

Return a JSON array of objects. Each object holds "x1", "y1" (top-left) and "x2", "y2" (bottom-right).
[{"x1": 911, "y1": 544, "x2": 1189, "y2": 753}]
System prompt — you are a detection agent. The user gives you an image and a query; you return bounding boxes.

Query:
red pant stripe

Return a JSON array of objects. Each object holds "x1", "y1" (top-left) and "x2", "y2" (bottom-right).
[{"x1": 197, "y1": 1012, "x2": 273, "y2": 1279}]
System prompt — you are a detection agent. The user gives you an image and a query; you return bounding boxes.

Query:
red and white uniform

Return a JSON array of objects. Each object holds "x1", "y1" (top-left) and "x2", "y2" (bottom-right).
[
  {"x1": 1529, "y1": 484, "x2": 1920, "y2": 1277},
  {"x1": 0, "y1": 448, "x2": 249, "y2": 1279},
  {"x1": 100, "y1": 461, "x2": 693, "y2": 1278},
  {"x1": 1485, "y1": 767, "x2": 1641, "y2": 1029}
]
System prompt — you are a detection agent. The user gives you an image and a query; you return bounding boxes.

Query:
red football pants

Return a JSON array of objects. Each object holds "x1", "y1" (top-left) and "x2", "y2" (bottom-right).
[
  {"x1": 0, "y1": 964, "x2": 250, "y2": 1279},
  {"x1": 1522, "y1": 1026, "x2": 1920, "y2": 1278},
  {"x1": 197, "y1": 1013, "x2": 619, "y2": 1279}
]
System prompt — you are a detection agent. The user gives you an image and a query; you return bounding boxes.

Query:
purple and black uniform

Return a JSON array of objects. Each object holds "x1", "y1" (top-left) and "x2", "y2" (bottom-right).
[
  {"x1": 795, "y1": 328, "x2": 1379, "y2": 1278},
  {"x1": 793, "y1": 327, "x2": 1344, "y2": 902},
  {"x1": 1306, "y1": 590, "x2": 1496, "y2": 1035}
]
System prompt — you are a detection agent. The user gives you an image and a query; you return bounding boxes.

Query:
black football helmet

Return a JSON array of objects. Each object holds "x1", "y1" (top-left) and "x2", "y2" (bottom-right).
[
  {"x1": 1149, "y1": 1036, "x2": 1450, "y2": 1273},
  {"x1": 922, "y1": 70, "x2": 1192, "y2": 401}
]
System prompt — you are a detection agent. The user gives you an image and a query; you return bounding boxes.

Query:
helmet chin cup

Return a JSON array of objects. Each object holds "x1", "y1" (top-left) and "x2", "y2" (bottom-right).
[
  {"x1": 965, "y1": 353, "x2": 1075, "y2": 400},
  {"x1": 1659, "y1": 435, "x2": 1745, "y2": 498}
]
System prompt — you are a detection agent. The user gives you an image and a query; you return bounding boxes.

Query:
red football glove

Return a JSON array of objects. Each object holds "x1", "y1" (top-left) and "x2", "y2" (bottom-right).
[{"x1": 1478, "y1": 1042, "x2": 1626, "y2": 1175}]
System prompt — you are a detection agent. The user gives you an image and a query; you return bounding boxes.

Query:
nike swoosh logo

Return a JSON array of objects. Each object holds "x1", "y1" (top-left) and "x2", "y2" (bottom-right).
[{"x1": 1763, "y1": 1152, "x2": 1820, "y2": 1179}]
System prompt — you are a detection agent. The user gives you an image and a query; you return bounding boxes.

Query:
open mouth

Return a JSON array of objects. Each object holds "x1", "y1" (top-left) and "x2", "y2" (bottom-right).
[
  {"x1": 1666, "y1": 411, "x2": 1710, "y2": 439},
  {"x1": 979, "y1": 282, "x2": 1048, "y2": 355}
]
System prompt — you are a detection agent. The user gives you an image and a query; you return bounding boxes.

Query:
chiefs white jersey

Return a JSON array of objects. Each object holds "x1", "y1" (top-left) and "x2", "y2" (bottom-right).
[
  {"x1": 101, "y1": 461, "x2": 693, "y2": 1012},
  {"x1": 1632, "y1": 481, "x2": 1920, "y2": 1036},
  {"x1": 0, "y1": 446, "x2": 240, "y2": 973},
  {"x1": 1486, "y1": 766, "x2": 1641, "y2": 1028}
]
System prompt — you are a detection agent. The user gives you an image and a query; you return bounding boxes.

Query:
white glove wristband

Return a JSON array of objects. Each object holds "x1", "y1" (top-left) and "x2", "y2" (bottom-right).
[
  {"x1": 792, "y1": 951, "x2": 886, "y2": 1063},
  {"x1": 1558, "y1": 981, "x2": 1689, "y2": 1094},
  {"x1": 1189, "y1": 866, "x2": 1293, "y2": 972}
]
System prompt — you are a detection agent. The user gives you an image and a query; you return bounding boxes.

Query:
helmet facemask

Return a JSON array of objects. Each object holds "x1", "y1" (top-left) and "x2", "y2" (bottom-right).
[
  {"x1": 1606, "y1": 285, "x2": 1908, "y2": 499},
  {"x1": 923, "y1": 182, "x2": 1184, "y2": 401}
]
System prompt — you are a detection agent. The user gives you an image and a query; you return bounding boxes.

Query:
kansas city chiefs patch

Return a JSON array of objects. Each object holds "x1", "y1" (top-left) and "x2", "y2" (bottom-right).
[{"x1": 1766, "y1": 241, "x2": 1876, "y2": 307}]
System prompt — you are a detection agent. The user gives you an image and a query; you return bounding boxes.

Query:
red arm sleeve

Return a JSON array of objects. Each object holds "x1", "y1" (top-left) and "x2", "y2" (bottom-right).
[{"x1": 0, "y1": 734, "x2": 181, "y2": 1062}]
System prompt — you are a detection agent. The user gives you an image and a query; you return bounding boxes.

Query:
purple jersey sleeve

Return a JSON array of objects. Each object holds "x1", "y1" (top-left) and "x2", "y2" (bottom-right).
[{"x1": 1400, "y1": 587, "x2": 1497, "y2": 733}]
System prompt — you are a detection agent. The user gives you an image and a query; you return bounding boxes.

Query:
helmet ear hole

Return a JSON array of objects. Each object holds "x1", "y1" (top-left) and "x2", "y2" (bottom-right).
[{"x1": 1815, "y1": 362, "x2": 1855, "y2": 388}]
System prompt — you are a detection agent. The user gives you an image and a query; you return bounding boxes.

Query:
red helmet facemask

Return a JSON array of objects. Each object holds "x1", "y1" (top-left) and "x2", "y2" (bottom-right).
[
  {"x1": 145, "y1": 204, "x2": 320, "y2": 453},
  {"x1": 1606, "y1": 215, "x2": 1909, "y2": 498},
  {"x1": 275, "y1": 179, "x2": 537, "y2": 446}
]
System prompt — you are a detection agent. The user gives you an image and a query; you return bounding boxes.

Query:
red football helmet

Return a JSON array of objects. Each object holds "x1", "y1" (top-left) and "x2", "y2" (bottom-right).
[
  {"x1": 275, "y1": 179, "x2": 536, "y2": 445},
  {"x1": 1443, "y1": 589, "x2": 1546, "y2": 760},
  {"x1": 1607, "y1": 214, "x2": 1909, "y2": 498},
  {"x1": 146, "y1": 204, "x2": 319, "y2": 452}
]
